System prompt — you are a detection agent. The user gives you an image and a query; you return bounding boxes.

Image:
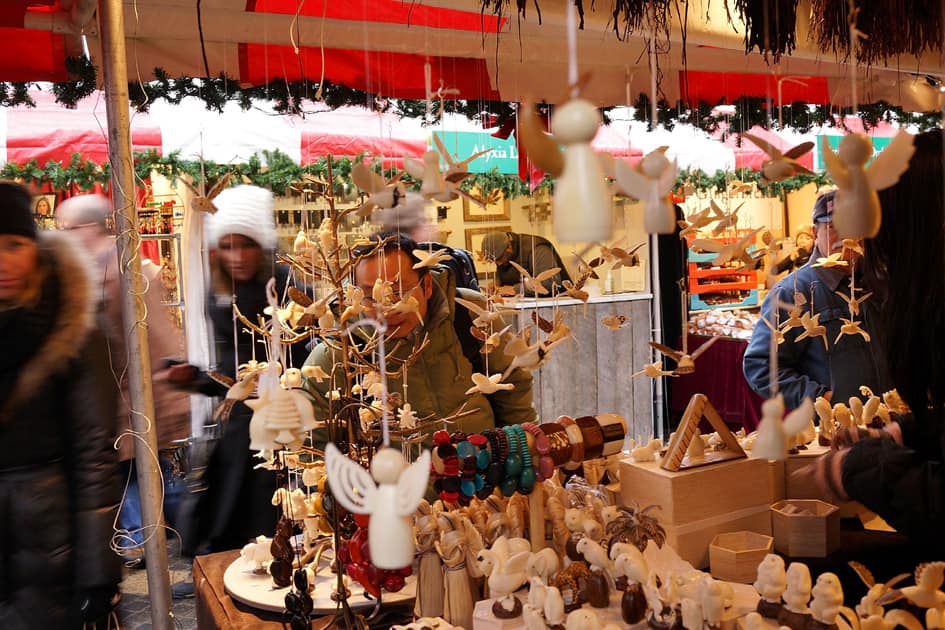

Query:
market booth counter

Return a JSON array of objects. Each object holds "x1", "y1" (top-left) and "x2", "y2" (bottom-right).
[{"x1": 507, "y1": 290, "x2": 653, "y2": 437}]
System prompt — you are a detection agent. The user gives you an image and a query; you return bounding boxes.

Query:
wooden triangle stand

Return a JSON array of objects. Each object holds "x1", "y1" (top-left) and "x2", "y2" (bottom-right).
[{"x1": 661, "y1": 393, "x2": 746, "y2": 472}]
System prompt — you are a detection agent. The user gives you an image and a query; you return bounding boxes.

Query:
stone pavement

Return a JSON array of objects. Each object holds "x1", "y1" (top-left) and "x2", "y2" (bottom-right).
[{"x1": 116, "y1": 537, "x2": 197, "y2": 630}]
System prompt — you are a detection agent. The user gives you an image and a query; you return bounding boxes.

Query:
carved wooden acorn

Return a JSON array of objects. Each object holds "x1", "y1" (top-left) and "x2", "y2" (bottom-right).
[{"x1": 621, "y1": 582, "x2": 647, "y2": 624}]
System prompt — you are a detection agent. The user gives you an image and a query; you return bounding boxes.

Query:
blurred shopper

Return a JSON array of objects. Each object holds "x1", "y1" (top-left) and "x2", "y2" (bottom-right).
[
  {"x1": 57, "y1": 194, "x2": 191, "y2": 568},
  {"x1": 161, "y1": 185, "x2": 302, "y2": 556},
  {"x1": 480, "y1": 230, "x2": 571, "y2": 295},
  {"x1": 0, "y1": 181, "x2": 122, "y2": 626}
]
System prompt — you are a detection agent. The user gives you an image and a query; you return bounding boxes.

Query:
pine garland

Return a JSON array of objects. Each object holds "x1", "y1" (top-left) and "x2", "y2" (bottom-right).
[
  {"x1": 729, "y1": 0, "x2": 800, "y2": 63},
  {"x1": 1, "y1": 147, "x2": 828, "y2": 204},
  {"x1": 631, "y1": 93, "x2": 944, "y2": 134}
]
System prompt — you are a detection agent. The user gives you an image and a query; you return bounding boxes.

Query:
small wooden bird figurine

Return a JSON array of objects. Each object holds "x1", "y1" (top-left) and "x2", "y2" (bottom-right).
[
  {"x1": 879, "y1": 562, "x2": 945, "y2": 609},
  {"x1": 678, "y1": 204, "x2": 716, "y2": 238},
  {"x1": 613, "y1": 147, "x2": 678, "y2": 234},
  {"x1": 779, "y1": 291, "x2": 807, "y2": 333},
  {"x1": 835, "y1": 317, "x2": 871, "y2": 344},
  {"x1": 649, "y1": 335, "x2": 720, "y2": 375},
  {"x1": 710, "y1": 199, "x2": 746, "y2": 235},
  {"x1": 761, "y1": 316, "x2": 786, "y2": 344},
  {"x1": 691, "y1": 227, "x2": 763, "y2": 266},
  {"x1": 509, "y1": 261, "x2": 561, "y2": 296},
  {"x1": 796, "y1": 311, "x2": 829, "y2": 350},
  {"x1": 741, "y1": 133, "x2": 815, "y2": 184},
  {"x1": 325, "y1": 444, "x2": 430, "y2": 569},
  {"x1": 386, "y1": 295, "x2": 423, "y2": 326},
  {"x1": 835, "y1": 289, "x2": 872, "y2": 317},
  {"x1": 821, "y1": 129, "x2": 915, "y2": 238},
  {"x1": 561, "y1": 279, "x2": 589, "y2": 303},
  {"x1": 455, "y1": 296, "x2": 516, "y2": 328},
  {"x1": 601, "y1": 314, "x2": 628, "y2": 330},
  {"x1": 606, "y1": 242, "x2": 646, "y2": 270},
  {"x1": 632, "y1": 361, "x2": 677, "y2": 378},
  {"x1": 466, "y1": 372, "x2": 515, "y2": 395},
  {"x1": 413, "y1": 248, "x2": 452, "y2": 270},
  {"x1": 813, "y1": 253, "x2": 849, "y2": 268},
  {"x1": 351, "y1": 161, "x2": 406, "y2": 217},
  {"x1": 403, "y1": 150, "x2": 446, "y2": 199}
]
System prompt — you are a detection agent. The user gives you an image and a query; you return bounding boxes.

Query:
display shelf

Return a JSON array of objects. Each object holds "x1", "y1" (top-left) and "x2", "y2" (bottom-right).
[{"x1": 690, "y1": 290, "x2": 759, "y2": 312}]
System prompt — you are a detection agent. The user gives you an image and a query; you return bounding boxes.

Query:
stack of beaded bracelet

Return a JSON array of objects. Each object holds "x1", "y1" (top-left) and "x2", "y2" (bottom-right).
[
  {"x1": 499, "y1": 425, "x2": 522, "y2": 496},
  {"x1": 509, "y1": 424, "x2": 536, "y2": 494},
  {"x1": 521, "y1": 422, "x2": 554, "y2": 481},
  {"x1": 431, "y1": 430, "x2": 460, "y2": 503},
  {"x1": 455, "y1": 433, "x2": 483, "y2": 505}
]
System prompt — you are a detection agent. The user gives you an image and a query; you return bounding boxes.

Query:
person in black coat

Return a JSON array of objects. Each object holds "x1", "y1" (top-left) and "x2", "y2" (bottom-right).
[
  {"x1": 0, "y1": 181, "x2": 121, "y2": 627},
  {"x1": 812, "y1": 130, "x2": 945, "y2": 555},
  {"x1": 164, "y1": 185, "x2": 302, "y2": 554}
]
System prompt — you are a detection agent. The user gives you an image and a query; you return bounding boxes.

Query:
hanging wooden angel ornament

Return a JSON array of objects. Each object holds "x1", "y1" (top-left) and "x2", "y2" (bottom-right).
[
  {"x1": 246, "y1": 279, "x2": 319, "y2": 455},
  {"x1": 325, "y1": 443, "x2": 430, "y2": 569},
  {"x1": 613, "y1": 146, "x2": 679, "y2": 234},
  {"x1": 324, "y1": 317, "x2": 431, "y2": 570},
  {"x1": 517, "y1": 3, "x2": 612, "y2": 245},
  {"x1": 820, "y1": 129, "x2": 915, "y2": 239}
]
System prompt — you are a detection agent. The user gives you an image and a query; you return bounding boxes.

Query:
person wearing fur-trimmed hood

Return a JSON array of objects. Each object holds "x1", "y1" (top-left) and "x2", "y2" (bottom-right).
[{"x1": 0, "y1": 181, "x2": 122, "y2": 627}]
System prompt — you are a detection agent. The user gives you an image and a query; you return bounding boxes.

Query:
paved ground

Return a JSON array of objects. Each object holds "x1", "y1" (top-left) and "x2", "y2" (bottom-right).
[{"x1": 116, "y1": 537, "x2": 197, "y2": 630}]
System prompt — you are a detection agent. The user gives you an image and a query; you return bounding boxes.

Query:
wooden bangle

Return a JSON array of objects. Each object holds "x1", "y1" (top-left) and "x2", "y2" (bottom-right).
[
  {"x1": 576, "y1": 416, "x2": 605, "y2": 461},
  {"x1": 539, "y1": 423, "x2": 572, "y2": 467},
  {"x1": 522, "y1": 422, "x2": 553, "y2": 481},
  {"x1": 558, "y1": 416, "x2": 585, "y2": 470},
  {"x1": 596, "y1": 413, "x2": 628, "y2": 457}
]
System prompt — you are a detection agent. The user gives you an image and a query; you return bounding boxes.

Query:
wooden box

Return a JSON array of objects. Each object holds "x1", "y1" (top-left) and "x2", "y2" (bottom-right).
[
  {"x1": 619, "y1": 456, "x2": 776, "y2": 525},
  {"x1": 771, "y1": 499, "x2": 840, "y2": 557},
  {"x1": 709, "y1": 531, "x2": 774, "y2": 584},
  {"x1": 665, "y1": 504, "x2": 771, "y2": 569}
]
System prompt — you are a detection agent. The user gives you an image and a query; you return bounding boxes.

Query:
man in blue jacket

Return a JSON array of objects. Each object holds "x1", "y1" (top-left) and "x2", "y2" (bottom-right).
[{"x1": 743, "y1": 191, "x2": 892, "y2": 408}]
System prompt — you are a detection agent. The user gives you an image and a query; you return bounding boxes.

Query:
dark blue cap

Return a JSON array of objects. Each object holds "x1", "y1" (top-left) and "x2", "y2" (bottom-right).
[{"x1": 812, "y1": 191, "x2": 836, "y2": 224}]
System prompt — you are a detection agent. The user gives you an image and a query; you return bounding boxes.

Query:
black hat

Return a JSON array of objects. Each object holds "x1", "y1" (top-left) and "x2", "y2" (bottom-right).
[{"x1": 0, "y1": 181, "x2": 37, "y2": 240}]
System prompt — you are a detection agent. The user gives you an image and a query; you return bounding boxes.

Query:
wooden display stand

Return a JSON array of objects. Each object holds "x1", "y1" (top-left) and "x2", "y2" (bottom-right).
[
  {"x1": 709, "y1": 531, "x2": 774, "y2": 583},
  {"x1": 620, "y1": 395, "x2": 777, "y2": 568}
]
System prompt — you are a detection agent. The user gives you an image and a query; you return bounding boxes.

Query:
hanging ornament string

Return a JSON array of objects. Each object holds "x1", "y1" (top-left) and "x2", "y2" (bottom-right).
[
  {"x1": 848, "y1": 0, "x2": 862, "y2": 118},
  {"x1": 648, "y1": 4, "x2": 659, "y2": 128},
  {"x1": 566, "y1": 1, "x2": 578, "y2": 98},
  {"x1": 342, "y1": 317, "x2": 391, "y2": 447}
]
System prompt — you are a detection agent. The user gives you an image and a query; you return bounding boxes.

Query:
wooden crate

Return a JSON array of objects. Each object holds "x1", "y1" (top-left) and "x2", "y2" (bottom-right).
[
  {"x1": 771, "y1": 499, "x2": 840, "y2": 558},
  {"x1": 619, "y1": 456, "x2": 776, "y2": 525},
  {"x1": 709, "y1": 531, "x2": 774, "y2": 583}
]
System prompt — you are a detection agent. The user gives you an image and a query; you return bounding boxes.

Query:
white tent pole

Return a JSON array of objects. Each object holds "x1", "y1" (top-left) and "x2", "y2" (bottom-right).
[
  {"x1": 98, "y1": 1, "x2": 173, "y2": 628},
  {"x1": 649, "y1": 233, "x2": 665, "y2": 439}
]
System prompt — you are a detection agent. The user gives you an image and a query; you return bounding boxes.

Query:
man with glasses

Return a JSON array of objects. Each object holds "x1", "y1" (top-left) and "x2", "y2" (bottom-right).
[
  {"x1": 743, "y1": 191, "x2": 892, "y2": 408},
  {"x1": 302, "y1": 232, "x2": 536, "y2": 442}
]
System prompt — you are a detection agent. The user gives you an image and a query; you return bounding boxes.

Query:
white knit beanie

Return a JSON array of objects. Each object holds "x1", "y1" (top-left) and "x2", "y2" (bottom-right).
[{"x1": 206, "y1": 185, "x2": 277, "y2": 250}]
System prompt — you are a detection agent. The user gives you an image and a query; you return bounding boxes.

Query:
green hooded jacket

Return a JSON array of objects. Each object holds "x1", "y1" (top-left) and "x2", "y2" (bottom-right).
[{"x1": 301, "y1": 267, "x2": 536, "y2": 445}]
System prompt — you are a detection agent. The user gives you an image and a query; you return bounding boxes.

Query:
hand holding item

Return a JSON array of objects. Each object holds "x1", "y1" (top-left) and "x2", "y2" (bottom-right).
[
  {"x1": 154, "y1": 362, "x2": 199, "y2": 386},
  {"x1": 809, "y1": 449, "x2": 850, "y2": 504}
]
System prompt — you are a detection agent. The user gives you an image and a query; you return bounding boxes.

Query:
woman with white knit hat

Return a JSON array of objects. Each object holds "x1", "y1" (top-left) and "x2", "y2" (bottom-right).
[{"x1": 164, "y1": 185, "x2": 302, "y2": 565}]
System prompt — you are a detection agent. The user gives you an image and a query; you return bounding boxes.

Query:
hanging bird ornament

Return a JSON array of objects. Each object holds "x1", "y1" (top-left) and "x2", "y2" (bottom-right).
[
  {"x1": 325, "y1": 443, "x2": 430, "y2": 569},
  {"x1": 351, "y1": 160, "x2": 406, "y2": 217},
  {"x1": 820, "y1": 129, "x2": 915, "y2": 239},
  {"x1": 613, "y1": 147, "x2": 679, "y2": 234},
  {"x1": 741, "y1": 133, "x2": 815, "y2": 184}
]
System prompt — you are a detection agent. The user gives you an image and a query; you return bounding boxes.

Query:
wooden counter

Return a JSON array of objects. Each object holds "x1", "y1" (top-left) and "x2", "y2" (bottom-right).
[{"x1": 509, "y1": 292, "x2": 654, "y2": 438}]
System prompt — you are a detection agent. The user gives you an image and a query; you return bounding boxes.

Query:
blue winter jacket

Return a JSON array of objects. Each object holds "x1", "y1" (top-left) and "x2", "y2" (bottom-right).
[{"x1": 742, "y1": 251, "x2": 892, "y2": 408}]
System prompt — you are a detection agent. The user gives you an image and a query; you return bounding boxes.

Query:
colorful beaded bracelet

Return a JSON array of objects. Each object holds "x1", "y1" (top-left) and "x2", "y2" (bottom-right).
[
  {"x1": 522, "y1": 422, "x2": 554, "y2": 481},
  {"x1": 539, "y1": 422, "x2": 573, "y2": 467},
  {"x1": 575, "y1": 416, "x2": 605, "y2": 461},
  {"x1": 509, "y1": 424, "x2": 536, "y2": 494},
  {"x1": 557, "y1": 416, "x2": 585, "y2": 470},
  {"x1": 596, "y1": 413, "x2": 628, "y2": 457}
]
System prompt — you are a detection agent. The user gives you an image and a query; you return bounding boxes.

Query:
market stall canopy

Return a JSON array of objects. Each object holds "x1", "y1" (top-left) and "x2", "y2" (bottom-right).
[{"x1": 5, "y1": 0, "x2": 945, "y2": 111}]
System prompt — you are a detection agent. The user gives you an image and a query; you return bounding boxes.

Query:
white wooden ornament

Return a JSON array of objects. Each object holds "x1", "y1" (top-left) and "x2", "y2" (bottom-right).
[{"x1": 325, "y1": 443, "x2": 430, "y2": 569}]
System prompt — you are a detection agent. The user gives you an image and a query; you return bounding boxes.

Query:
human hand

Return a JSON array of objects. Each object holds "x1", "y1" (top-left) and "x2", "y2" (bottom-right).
[
  {"x1": 155, "y1": 362, "x2": 198, "y2": 385},
  {"x1": 808, "y1": 448, "x2": 849, "y2": 504}
]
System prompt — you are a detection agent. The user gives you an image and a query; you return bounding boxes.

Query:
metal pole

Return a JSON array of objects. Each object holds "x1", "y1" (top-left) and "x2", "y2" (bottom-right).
[
  {"x1": 649, "y1": 233, "x2": 665, "y2": 439},
  {"x1": 98, "y1": 1, "x2": 173, "y2": 627}
]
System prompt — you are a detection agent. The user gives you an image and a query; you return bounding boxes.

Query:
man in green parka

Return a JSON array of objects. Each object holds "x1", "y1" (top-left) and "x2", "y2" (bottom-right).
[{"x1": 302, "y1": 233, "x2": 536, "y2": 443}]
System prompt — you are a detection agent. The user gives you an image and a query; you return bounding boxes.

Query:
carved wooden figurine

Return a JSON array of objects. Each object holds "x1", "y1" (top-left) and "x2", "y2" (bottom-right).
[{"x1": 754, "y1": 553, "x2": 787, "y2": 618}]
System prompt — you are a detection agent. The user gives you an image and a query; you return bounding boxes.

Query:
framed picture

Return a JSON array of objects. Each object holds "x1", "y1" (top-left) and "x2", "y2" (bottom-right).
[
  {"x1": 465, "y1": 224, "x2": 510, "y2": 278},
  {"x1": 32, "y1": 193, "x2": 56, "y2": 218},
  {"x1": 462, "y1": 195, "x2": 511, "y2": 222}
]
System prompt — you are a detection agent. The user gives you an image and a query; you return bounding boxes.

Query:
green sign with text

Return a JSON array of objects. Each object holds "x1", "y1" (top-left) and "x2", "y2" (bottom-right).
[
  {"x1": 815, "y1": 134, "x2": 893, "y2": 170},
  {"x1": 431, "y1": 131, "x2": 519, "y2": 175}
]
